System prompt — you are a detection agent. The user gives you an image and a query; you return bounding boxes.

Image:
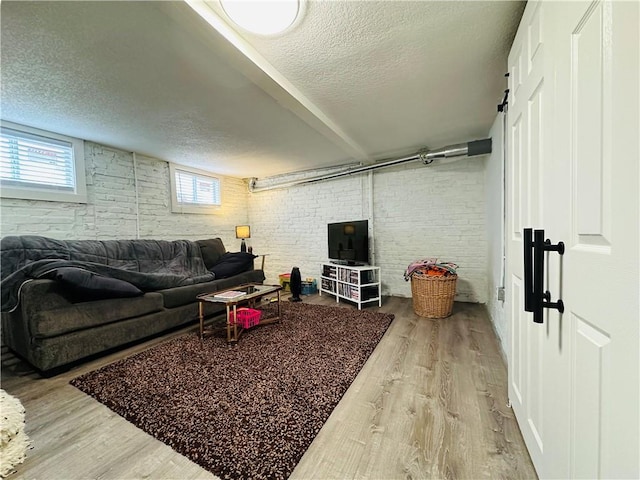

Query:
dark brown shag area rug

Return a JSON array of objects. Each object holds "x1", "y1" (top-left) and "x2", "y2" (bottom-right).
[{"x1": 71, "y1": 302, "x2": 394, "y2": 480}]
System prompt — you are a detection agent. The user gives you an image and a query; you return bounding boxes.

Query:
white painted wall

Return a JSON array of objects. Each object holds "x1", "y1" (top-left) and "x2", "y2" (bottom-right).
[
  {"x1": 249, "y1": 157, "x2": 488, "y2": 302},
  {"x1": 1, "y1": 138, "x2": 490, "y2": 303},
  {"x1": 374, "y1": 159, "x2": 487, "y2": 302},
  {"x1": 0, "y1": 142, "x2": 249, "y2": 248},
  {"x1": 247, "y1": 174, "x2": 367, "y2": 287},
  {"x1": 484, "y1": 114, "x2": 507, "y2": 355}
]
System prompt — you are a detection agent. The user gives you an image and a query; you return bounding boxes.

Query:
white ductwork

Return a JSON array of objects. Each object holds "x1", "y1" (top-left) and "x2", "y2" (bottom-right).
[{"x1": 248, "y1": 138, "x2": 492, "y2": 193}]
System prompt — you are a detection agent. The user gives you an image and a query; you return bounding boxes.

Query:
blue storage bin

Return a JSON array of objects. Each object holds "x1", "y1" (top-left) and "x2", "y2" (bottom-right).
[{"x1": 301, "y1": 279, "x2": 317, "y2": 295}]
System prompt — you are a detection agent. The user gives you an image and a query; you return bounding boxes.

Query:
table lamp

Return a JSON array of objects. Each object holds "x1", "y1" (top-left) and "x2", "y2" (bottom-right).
[{"x1": 235, "y1": 225, "x2": 251, "y2": 252}]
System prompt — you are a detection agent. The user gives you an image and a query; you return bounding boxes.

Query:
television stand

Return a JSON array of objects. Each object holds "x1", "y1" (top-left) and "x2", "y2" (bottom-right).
[{"x1": 319, "y1": 263, "x2": 381, "y2": 309}]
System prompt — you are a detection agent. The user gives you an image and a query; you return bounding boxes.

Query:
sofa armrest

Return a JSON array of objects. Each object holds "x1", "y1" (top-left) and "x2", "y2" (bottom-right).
[
  {"x1": 18, "y1": 279, "x2": 76, "y2": 318},
  {"x1": 1, "y1": 279, "x2": 74, "y2": 360}
]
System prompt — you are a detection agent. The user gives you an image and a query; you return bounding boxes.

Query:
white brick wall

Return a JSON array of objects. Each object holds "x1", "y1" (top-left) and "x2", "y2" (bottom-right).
[
  {"x1": 133, "y1": 154, "x2": 249, "y2": 247},
  {"x1": 247, "y1": 175, "x2": 366, "y2": 286},
  {"x1": 249, "y1": 159, "x2": 488, "y2": 303},
  {"x1": 374, "y1": 159, "x2": 487, "y2": 302},
  {"x1": 88, "y1": 144, "x2": 138, "y2": 239},
  {"x1": 1, "y1": 138, "x2": 492, "y2": 305},
  {"x1": 0, "y1": 142, "x2": 249, "y2": 248}
]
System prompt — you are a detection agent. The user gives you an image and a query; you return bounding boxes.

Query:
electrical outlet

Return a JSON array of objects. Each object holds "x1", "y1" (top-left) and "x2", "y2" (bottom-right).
[{"x1": 497, "y1": 287, "x2": 505, "y2": 301}]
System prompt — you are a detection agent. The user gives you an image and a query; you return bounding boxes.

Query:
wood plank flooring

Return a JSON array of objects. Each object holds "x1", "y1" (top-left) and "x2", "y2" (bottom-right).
[{"x1": 1, "y1": 295, "x2": 537, "y2": 479}]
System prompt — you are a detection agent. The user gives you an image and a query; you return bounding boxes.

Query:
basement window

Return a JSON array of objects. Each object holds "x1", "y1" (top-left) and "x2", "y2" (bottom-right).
[
  {"x1": 0, "y1": 121, "x2": 87, "y2": 203},
  {"x1": 170, "y1": 164, "x2": 221, "y2": 214}
]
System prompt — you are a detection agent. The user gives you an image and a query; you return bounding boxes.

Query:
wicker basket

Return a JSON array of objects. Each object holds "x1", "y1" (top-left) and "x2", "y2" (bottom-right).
[{"x1": 410, "y1": 273, "x2": 457, "y2": 318}]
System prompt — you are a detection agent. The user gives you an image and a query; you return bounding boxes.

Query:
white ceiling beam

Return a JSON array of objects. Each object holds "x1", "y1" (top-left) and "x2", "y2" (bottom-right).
[{"x1": 164, "y1": 0, "x2": 370, "y2": 162}]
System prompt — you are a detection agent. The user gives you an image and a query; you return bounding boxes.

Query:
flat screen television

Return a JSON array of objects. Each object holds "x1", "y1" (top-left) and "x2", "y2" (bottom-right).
[{"x1": 328, "y1": 220, "x2": 369, "y2": 265}]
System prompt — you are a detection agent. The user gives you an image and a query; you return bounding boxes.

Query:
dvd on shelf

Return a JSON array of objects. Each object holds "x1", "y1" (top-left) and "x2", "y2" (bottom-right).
[{"x1": 319, "y1": 262, "x2": 381, "y2": 310}]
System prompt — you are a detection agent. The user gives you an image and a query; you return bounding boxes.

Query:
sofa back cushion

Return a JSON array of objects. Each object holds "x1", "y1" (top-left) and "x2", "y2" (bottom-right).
[
  {"x1": 196, "y1": 238, "x2": 227, "y2": 269},
  {"x1": 0, "y1": 236, "x2": 210, "y2": 277}
]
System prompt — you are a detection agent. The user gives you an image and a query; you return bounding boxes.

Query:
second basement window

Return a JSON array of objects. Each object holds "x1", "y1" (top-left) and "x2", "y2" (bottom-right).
[{"x1": 170, "y1": 164, "x2": 221, "y2": 214}]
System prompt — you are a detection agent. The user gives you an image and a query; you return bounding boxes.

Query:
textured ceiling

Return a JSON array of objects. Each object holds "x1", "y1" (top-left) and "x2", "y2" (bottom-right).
[{"x1": 0, "y1": 1, "x2": 524, "y2": 179}]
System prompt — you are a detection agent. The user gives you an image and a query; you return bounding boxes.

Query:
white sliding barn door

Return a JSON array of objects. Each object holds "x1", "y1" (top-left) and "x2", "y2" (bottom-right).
[
  {"x1": 506, "y1": 1, "x2": 639, "y2": 478},
  {"x1": 506, "y1": 2, "x2": 570, "y2": 475}
]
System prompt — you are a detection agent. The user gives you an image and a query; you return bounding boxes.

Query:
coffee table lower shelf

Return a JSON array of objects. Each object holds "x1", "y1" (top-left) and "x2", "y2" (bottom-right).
[{"x1": 197, "y1": 283, "x2": 282, "y2": 344}]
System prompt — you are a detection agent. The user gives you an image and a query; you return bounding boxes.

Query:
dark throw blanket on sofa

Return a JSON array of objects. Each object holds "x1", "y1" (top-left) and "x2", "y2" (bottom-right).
[{"x1": 1, "y1": 236, "x2": 215, "y2": 312}]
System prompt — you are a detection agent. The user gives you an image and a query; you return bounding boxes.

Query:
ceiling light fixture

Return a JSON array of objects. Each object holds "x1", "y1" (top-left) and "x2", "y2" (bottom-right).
[{"x1": 219, "y1": 0, "x2": 299, "y2": 35}]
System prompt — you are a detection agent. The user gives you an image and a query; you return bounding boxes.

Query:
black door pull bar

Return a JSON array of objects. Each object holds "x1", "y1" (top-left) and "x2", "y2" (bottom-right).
[
  {"x1": 524, "y1": 228, "x2": 535, "y2": 313},
  {"x1": 523, "y1": 228, "x2": 565, "y2": 323}
]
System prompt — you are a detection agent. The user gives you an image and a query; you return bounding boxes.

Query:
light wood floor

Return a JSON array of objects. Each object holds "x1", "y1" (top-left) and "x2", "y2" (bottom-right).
[{"x1": 1, "y1": 295, "x2": 537, "y2": 479}]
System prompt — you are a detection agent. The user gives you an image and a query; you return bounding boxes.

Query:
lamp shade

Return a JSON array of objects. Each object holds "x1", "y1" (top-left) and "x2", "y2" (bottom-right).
[{"x1": 235, "y1": 225, "x2": 251, "y2": 239}]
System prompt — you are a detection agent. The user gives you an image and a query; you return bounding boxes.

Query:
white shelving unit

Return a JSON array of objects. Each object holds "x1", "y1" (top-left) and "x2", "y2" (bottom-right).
[{"x1": 319, "y1": 263, "x2": 381, "y2": 309}]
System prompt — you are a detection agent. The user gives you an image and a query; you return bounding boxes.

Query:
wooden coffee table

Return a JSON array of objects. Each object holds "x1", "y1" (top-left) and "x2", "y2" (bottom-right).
[{"x1": 196, "y1": 283, "x2": 282, "y2": 343}]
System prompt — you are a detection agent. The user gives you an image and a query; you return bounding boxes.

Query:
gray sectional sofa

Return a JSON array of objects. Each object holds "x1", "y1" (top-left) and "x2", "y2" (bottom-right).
[{"x1": 0, "y1": 235, "x2": 265, "y2": 372}]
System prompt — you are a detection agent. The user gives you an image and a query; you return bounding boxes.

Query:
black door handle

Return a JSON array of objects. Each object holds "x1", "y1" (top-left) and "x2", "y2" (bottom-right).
[
  {"x1": 523, "y1": 228, "x2": 565, "y2": 323},
  {"x1": 524, "y1": 228, "x2": 535, "y2": 312}
]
